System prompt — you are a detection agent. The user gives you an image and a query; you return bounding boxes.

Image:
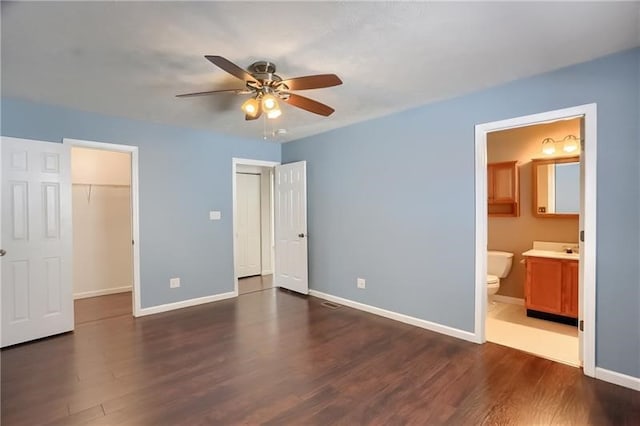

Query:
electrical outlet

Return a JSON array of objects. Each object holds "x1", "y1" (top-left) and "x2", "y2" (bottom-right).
[
  {"x1": 170, "y1": 277, "x2": 181, "y2": 288},
  {"x1": 357, "y1": 278, "x2": 366, "y2": 289}
]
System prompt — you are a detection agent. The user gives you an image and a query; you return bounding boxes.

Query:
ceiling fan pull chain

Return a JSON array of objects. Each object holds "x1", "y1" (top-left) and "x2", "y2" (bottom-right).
[{"x1": 263, "y1": 114, "x2": 267, "y2": 140}]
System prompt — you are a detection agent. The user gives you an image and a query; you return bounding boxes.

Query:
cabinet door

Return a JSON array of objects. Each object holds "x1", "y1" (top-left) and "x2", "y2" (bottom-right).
[
  {"x1": 526, "y1": 257, "x2": 563, "y2": 314},
  {"x1": 492, "y1": 163, "x2": 515, "y2": 202},
  {"x1": 487, "y1": 165, "x2": 495, "y2": 201},
  {"x1": 561, "y1": 261, "x2": 579, "y2": 318}
]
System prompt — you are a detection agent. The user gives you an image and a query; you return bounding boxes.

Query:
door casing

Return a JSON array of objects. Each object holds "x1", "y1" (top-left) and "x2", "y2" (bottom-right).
[
  {"x1": 63, "y1": 138, "x2": 142, "y2": 317},
  {"x1": 232, "y1": 158, "x2": 280, "y2": 295},
  {"x1": 474, "y1": 103, "x2": 597, "y2": 377}
]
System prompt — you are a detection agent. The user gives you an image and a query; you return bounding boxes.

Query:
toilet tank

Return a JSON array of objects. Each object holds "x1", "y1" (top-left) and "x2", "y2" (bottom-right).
[{"x1": 488, "y1": 250, "x2": 514, "y2": 278}]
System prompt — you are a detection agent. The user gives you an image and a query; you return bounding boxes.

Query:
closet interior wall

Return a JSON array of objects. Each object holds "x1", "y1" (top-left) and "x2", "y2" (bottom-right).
[{"x1": 71, "y1": 147, "x2": 133, "y2": 299}]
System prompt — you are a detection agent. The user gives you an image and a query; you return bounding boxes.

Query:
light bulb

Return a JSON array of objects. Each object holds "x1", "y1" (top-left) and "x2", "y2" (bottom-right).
[
  {"x1": 262, "y1": 94, "x2": 279, "y2": 111},
  {"x1": 563, "y1": 135, "x2": 579, "y2": 153},
  {"x1": 241, "y1": 98, "x2": 260, "y2": 117},
  {"x1": 267, "y1": 108, "x2": 282, "y2": 119},
  {"x1": 541, "y1": 138, "x2": 556, "y2": 155}
]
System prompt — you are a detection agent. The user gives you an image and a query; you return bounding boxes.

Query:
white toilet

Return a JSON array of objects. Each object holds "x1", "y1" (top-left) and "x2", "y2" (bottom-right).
[{"x1": 487, "y1": 250, "x2": 514, "y2": 300}]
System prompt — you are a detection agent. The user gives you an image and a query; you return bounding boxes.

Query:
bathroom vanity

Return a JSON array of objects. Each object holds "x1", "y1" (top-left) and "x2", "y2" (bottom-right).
[{"x1": 522, "y1": 242, "x2": 579, "y2": 325}]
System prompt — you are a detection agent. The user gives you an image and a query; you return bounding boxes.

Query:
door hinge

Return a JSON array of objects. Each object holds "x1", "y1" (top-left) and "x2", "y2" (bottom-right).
[
  {"x1": 132, "y1": 240, "x2": 135, "y2": 245},
  {"x1": 579, "y1": 320, "x2": 584, "y2": 332},
  {"x1": 580, "y1": 230, "x2": 584, "y2": 242}
]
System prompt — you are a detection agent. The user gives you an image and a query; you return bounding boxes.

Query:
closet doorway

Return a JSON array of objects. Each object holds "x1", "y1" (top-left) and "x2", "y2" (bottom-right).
[
  {"x1": 64, "y1": 138, "x2": 141, "y2": 321},
  {"x1": 234, "y1": 161, "x2": 276, "y2": 295}
]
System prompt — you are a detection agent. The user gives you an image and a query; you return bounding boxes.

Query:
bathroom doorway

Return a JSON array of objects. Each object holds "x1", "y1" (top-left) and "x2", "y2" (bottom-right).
[{"x1": 474, "y1": 104, "x2": 597, "y2": 377}]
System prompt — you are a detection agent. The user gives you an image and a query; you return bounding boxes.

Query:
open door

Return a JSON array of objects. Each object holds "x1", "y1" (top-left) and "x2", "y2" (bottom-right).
[
  {"x1": 274, "y1": 161, "x2": 308, "y2": 294},
  {"x1": 1, "y1": 137, "x2": 74, "y2": 347}
]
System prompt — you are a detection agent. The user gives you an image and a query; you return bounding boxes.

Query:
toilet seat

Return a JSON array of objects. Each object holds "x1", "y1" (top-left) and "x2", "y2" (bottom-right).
[{"x1": 487, "y1": 274, "x2": 500, "y2": 297}]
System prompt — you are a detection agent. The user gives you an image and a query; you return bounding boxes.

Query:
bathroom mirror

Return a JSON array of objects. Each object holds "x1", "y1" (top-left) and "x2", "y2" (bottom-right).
[{"x1": 532, "y1": 156, "x2": 580, "y2": 218}]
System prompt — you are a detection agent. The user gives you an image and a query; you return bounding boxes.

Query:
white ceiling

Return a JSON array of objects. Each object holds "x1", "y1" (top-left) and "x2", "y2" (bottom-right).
[{"x1": 2, "y1": 1, "x2": 639, "y2": 142}]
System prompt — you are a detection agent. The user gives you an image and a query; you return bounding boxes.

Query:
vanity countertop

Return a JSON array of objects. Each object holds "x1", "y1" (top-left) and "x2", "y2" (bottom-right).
[{"x1": 522, "y1": 249, "x2": 579, "y2": 261}]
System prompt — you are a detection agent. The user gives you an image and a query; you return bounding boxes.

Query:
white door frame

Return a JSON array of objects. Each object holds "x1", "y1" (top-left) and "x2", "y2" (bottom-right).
[
  {"x1": 474, "y1": 103, "x2": 597, "y2": 377},
  {"x1": 63, "y1": 138, "x2": 142, "y2": 317},
  {"x1": 232, "y1": 158, "x2": 280, "y2": 295}
]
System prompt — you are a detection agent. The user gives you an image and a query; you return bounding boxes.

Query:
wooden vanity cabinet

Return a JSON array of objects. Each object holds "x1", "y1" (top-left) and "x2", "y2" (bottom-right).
[
  {"x1": 488, "y1": 161, "x2": 519, "y2": 217},
  {"x1": 525, "y1": 256, "x2": 578, "y2": 320}
]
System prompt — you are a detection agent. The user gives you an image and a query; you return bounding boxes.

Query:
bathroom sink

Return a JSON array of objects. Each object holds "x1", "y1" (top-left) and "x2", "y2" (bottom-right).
[
  {"x1": 522, "y1": 249, "x2": 579, "y2": 261},
  {"x1": 522, "y1": 241, "x2": 580, "y2": 261}
]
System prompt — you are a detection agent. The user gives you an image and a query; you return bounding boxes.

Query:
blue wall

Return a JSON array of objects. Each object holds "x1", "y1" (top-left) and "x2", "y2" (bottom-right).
[
  {"x1": 1, "y1": 98, "x2": 280, "y2": 308},
  {"x1": 283, "y1": 48, "x2": 640, "y2": 378},
  {"x1": 3, "y1": 49, "x2": 638, "y2": 378}
]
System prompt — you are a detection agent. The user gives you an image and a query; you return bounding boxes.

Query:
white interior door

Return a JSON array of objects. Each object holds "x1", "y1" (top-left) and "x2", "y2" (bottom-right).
[
  {"x1": 1, "y1": 137, "x2": 73, "y2": 347},
  {"x1": 237, "y1": 173, "x2": 262, "y2": 278},
  {"x1": 274, "y1": 161, "x2": 308, "y2": 294}
]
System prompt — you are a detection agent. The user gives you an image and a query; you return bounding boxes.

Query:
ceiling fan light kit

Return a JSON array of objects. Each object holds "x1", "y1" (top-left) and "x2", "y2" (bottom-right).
[
  {"x1": 241, "y1": 97, "x2": 260, "y2": 117},
  {"x1": 177, "y1": 56, "x2": 342, "y2": 121},
  {"x1": 267, "y1": 108, "x2": 282, "y2": 119},
  {"x1": 261, "y1": 93, "x2": 279, "y2": 111}
]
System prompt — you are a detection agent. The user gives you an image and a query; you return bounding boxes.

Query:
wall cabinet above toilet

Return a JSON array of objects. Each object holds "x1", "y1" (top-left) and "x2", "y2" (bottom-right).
[{"x1": 488, "y1": 161, "x2": 519, "y2": 217}]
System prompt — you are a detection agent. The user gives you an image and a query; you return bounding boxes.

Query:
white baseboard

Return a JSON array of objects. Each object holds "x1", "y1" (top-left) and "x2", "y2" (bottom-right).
[
  {"x1": 493, "y1": 295, "x2": 525, "y2": 305},
  {"x1": 595, "y1": 367, "x2": 640, "y2": 391},
  {"x1": 74, "y1": 286, "x2": 132, "y2": 300},
  {"x1": 309, "y1": 290, "x2": 478, "y2": 343},
  {"x1": 137, "y1": 291, "x2": 237, "y2": 317}
]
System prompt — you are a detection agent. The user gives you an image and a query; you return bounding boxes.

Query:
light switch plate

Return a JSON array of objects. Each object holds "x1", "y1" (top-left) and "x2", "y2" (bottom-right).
[
  {"x1": 209, "y1": 211, "x2": 221, "y2": 220},
  {"x1": 170, "y1": 277, "x2": 180, "y2": 288}
]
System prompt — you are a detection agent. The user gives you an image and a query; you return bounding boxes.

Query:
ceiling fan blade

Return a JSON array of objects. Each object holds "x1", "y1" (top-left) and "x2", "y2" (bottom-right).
[
  {"x1": 282, "y1": 93, "x2": 335, "y2": 116},
  {"x1": 205, "y1": 55, "x2": 258, "y2": 84},
  {"x1": 176, "y1": 88, "x2": 248, "y2": 98},
  {"x1": 279, "y1": 74, "x2": 342, "y2": 91}
]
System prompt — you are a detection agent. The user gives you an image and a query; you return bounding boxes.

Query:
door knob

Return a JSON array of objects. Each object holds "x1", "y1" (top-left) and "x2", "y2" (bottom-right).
[
  {"x1": 298, "y1": 233, "x2": 305, "y2": 238},
  {"x1": 0, "y1": 249, "x2": 6, "y2": 257}
]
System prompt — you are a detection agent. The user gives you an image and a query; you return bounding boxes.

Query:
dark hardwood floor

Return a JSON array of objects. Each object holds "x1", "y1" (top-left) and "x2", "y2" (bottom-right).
[
  {"x1": 74, "y1": 292, "x2": 133, "y2": 325},
  {"x1": 2, "y1": 289, "x2": 638, "y2": 425},
  {"x1": 238, "y1": 274, "x2": 274, "y2": 295}
]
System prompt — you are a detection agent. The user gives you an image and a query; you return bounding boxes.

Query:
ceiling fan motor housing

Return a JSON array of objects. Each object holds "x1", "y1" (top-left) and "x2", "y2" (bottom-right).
[{"x1": 248, "y1": 61, "x2": 284, "y2": 89}]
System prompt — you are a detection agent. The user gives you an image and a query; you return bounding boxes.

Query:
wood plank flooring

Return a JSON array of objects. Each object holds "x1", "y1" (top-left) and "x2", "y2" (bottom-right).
[
  {"x1": 74, "y1": 292, "x2": 133, "y2": 325},
  {"x1": 238, "y1": 274, "x2": 274, "y2": 295},
  {"x1": 2, "y1": 288, "x2": 638, "y2": 425}
]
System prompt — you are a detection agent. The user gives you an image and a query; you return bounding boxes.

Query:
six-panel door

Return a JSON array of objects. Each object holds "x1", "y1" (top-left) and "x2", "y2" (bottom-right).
[{"x1": 1, "y1": 137, "x2": 73, "y2": 347}]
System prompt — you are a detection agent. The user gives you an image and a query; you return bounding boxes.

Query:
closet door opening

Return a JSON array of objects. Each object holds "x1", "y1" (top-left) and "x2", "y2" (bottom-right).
[
  {"x1": 71, "y1": 146, "x2": 134, "y2": 323},
  {"x1": 234, "y1": 162, "x2": 276, "y2": 296}
]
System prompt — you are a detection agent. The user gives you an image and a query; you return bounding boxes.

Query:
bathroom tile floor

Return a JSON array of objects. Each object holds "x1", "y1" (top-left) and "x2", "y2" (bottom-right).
[{"x1": 486, "y1": 301, "x2": 580, "y2": 367}]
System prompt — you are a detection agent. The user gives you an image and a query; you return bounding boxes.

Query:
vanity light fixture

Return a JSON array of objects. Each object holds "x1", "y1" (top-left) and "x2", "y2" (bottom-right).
[
  {"x1": 562, "y1": 135, "x2": 579, "y2": 153},
  {"x1": 541, "y1": 134, "x2": 581, "y2": 155},
  {"x1": 541, "y1": 138, "x2": 556, "y2": 155}
]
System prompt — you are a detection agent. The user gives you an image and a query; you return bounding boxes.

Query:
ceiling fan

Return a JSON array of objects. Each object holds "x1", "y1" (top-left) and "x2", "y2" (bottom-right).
[{"x1": 176, "y1": 56, "x2": 342, "y2": 120}]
